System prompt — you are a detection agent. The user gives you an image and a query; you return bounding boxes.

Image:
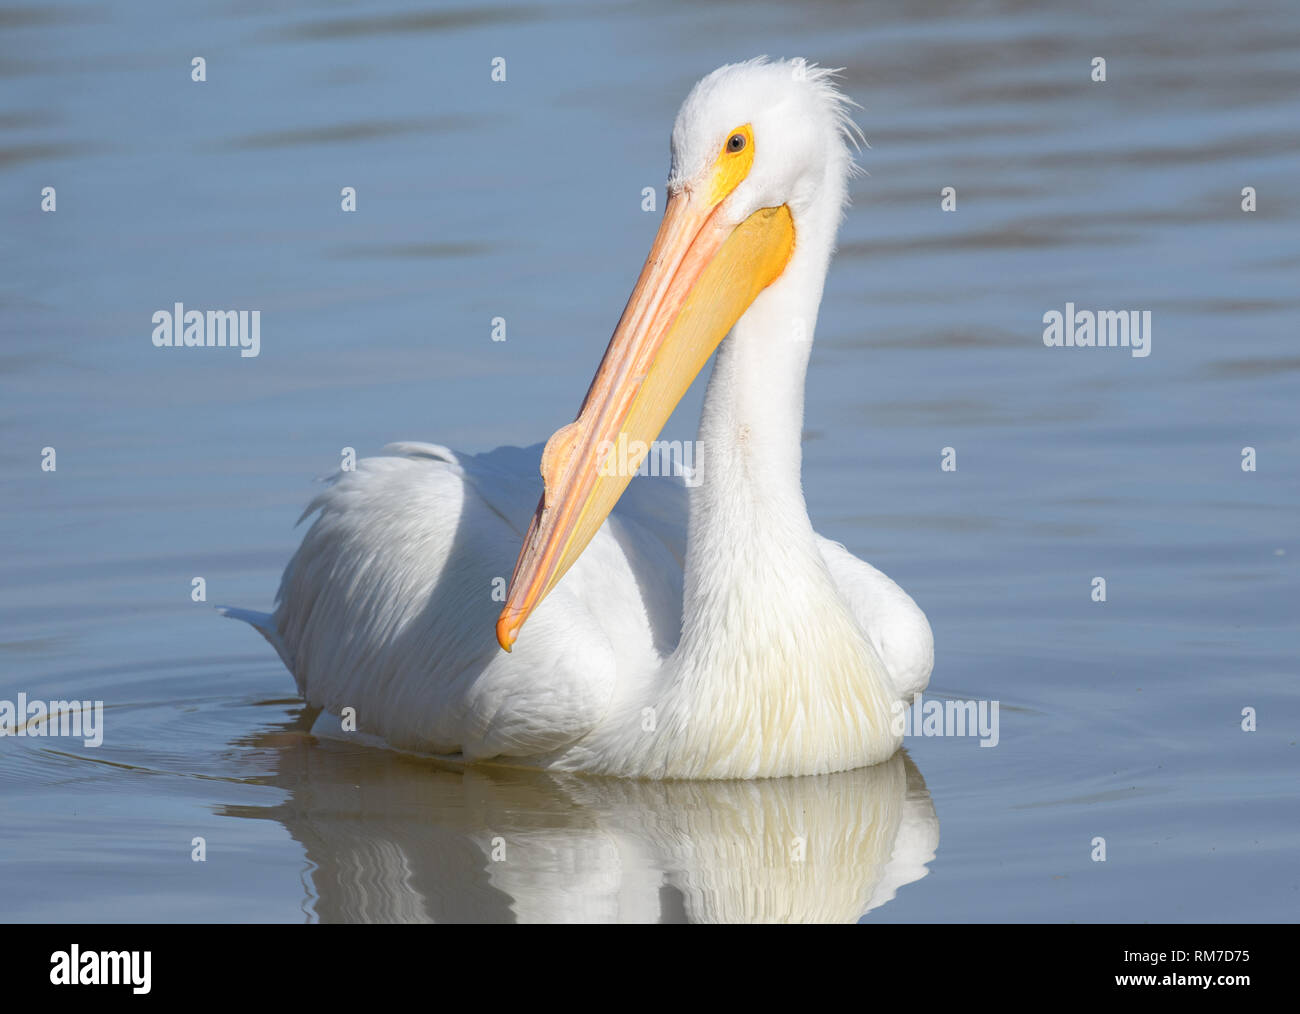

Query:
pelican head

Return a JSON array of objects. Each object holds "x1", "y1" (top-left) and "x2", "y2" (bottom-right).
[
  {"x1": 668, "y1": 58, "x2": 861, "y2": 232},
  {"x1": 497, "y1": 58, "x2": 862, "y2": 651}
]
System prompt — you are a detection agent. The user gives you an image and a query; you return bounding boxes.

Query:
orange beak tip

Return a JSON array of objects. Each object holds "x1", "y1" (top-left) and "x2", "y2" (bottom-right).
[{"x1": 495, "y1": 616, "x2": 519, "y2": 653}]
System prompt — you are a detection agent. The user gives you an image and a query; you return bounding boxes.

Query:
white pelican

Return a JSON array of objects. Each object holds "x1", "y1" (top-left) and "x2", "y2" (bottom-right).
[{"x1": 228, "y1": 58, "x2": 933, "y2": 779}]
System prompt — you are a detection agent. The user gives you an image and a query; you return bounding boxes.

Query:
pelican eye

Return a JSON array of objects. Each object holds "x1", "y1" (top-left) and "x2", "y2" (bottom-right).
[{"x1": 708, "y1": 124, "x2": 754, "y2": 203}]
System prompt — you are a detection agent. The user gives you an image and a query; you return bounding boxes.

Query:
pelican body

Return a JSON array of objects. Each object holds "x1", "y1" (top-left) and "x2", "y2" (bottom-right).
[{"x1": 232, "y1": 59, "x2": 933, "y2": 779}]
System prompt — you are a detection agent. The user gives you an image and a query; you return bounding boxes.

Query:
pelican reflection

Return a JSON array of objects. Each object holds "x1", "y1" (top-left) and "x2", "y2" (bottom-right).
[{"x1": 223, "y1": 717, "x2": 938, "y2": 923}]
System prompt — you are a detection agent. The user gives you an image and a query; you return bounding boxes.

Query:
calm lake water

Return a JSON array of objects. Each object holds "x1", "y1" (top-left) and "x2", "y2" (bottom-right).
[{"x1": 3, "y1": 0, "x2": 1297, "y2": 922}]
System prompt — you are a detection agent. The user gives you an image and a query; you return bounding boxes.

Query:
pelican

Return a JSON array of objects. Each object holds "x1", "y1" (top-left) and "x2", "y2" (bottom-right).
[{"x1": 228, "y1": 58, "x2": 934, "y2": 779}]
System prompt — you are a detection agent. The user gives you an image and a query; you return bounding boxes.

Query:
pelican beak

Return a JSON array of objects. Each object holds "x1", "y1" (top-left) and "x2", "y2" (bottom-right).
[{"x1": 495, "y1": 179, "x2": 796, "y2": 651}]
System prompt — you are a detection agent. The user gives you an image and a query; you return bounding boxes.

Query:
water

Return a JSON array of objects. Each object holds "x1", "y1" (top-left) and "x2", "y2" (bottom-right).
[{"x1": 2, "y1": 0, "x2": 1297, "y2": 922}]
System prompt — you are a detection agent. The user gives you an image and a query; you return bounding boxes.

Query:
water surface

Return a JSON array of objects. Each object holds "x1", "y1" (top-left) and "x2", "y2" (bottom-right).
[{"x1": 2, "y1": 0, "x2": 1297, "y2": 921}]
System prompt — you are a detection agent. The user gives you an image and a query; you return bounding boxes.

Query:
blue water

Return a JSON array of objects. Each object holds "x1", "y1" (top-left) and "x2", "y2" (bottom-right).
[{"x1": 2, "y1": 0, "x2": 1297, "y2": 922}]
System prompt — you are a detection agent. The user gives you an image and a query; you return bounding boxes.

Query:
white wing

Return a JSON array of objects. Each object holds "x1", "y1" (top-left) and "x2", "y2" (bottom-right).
[
  {"x1": 268, "y1": 443, "x2": 682, "y2": 760},
  {"x1": 817, "y1": 537, "x2": 934, "y2": 700}
]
